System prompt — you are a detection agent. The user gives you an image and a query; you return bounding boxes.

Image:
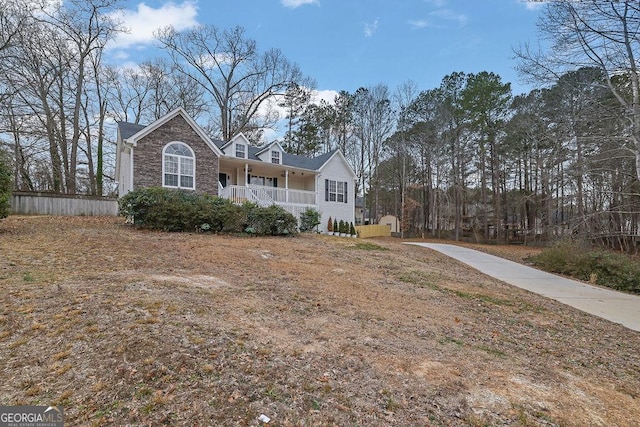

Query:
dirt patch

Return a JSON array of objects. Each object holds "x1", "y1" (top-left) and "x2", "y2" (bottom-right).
[{"x1": 1, "y1": 216, "x2": 639, "y2": 426}]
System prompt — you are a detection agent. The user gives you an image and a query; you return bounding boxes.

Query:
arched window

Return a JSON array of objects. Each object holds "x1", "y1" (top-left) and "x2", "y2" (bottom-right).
[{"x1": 163, "y1": 142, "x2": 195, "y2": 189}]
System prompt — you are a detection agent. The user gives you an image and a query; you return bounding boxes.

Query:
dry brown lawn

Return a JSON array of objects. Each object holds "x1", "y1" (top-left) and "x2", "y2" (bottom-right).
[{"x1": 1, "y1": 216, "x2": 639, "y2": 426}]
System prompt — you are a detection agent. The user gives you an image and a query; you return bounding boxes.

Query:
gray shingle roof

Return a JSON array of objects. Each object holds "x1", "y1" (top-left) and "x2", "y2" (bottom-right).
[
  {"x1": 117, "y1": 122, "x2": 146, "y2": 140},
  {"x1": 121, "y1": 121, "x2": 334, "y2": 171},
  {"x1": 214, "y1": 139, "x2": 336, "y2": 171},
  {"x1": 282, "y1": 149, "x2": 335, "y2": 170}
]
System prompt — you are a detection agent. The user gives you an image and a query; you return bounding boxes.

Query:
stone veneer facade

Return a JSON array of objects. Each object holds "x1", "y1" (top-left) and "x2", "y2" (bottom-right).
[{"x1": 133, "y1": 115, "x2": 219, "y2": 195}]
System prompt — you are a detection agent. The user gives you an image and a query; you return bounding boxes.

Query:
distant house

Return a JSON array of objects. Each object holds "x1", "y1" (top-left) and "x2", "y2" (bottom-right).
[{"x1": 115, "y1": 108, "x2": 356, "y2": 231}]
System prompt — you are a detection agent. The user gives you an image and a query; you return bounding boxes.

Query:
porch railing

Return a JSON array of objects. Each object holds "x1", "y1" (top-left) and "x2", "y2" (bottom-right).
[{"x1": 219, "y1": 184, "x2": 316, "y2": 206}]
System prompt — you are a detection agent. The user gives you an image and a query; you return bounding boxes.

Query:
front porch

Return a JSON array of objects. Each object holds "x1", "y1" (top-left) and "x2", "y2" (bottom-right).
[
  {"x1": 219, "y1": 184, "x2": 317, "y2": 219},
  {"x1": 217, "y1": 159, "x2": 319, "y2": 219}
]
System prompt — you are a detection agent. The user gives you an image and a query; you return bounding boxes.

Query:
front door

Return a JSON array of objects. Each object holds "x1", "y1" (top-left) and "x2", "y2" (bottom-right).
[{"x1": 218, "y1": 173, "x2": 227, "y2": 187}]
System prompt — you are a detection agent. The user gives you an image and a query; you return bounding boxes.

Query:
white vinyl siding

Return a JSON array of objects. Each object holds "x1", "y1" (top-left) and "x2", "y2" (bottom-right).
[{"x1": 317, "y1": 152, "x2": 356, "y2": 233}]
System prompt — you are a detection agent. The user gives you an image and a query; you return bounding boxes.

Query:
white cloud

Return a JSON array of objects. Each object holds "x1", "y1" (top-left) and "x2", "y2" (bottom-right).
[
  {"x1": 109, "y1": 1, "x2": 199, "y2": 50},
  {"x1": 409, "y1": 19, "x2": 430, "y2": 29},
  {"x1": 414, "y1": 2, "x2": 467, "y2": 30},
  {"x1": 112, "y1": 51, "x2": 130, "y2": 61},
  {"x1": 364, "y1": 18, "x2": 379, "y2": 37},
  {"x1": 311, "y1": 89, "x2": 339, "y2": 105},
  {"x1": 430, "y1": 9, "x2": 467, "y2": 27},
  {"x1": 522, "y1": 1, "x2": 545, "y2": 11},
  {"x1": 281, "y1": 0, "x2": 319, "y2": 8},
  {"x1": 261, "y1": 127, "x2": 280, "y2": 142}
]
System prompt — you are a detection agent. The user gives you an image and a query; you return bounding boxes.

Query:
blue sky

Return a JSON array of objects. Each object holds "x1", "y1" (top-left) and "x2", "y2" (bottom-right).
[{"x1": 110, "y1": 0, "x2": 544, "y2": 99}]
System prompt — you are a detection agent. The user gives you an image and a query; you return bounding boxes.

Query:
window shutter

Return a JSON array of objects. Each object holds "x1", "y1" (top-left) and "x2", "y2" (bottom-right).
[
  {"x1": 344, "y1": 182, "x2": 348, "y2": 203},
  {"x1": 325, "y1": 179, "x2": 329, "y2": 201}
]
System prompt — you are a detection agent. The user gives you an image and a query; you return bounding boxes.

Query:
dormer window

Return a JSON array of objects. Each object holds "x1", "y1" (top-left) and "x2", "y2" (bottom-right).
[
  {"x1": 271, "y1": 150, "x2": 280, "y2": 164},
  {"x1": 235, "y1": 143, "x2": 246, "y2": 158}
]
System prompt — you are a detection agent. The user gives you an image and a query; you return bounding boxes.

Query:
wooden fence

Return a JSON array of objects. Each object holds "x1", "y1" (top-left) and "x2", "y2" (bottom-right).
[
  {"x1": 355, "y1": 224, "x2": 391, "y2": 238},
  {"x1": 10, "y1": 192, "x2": 119, "y2": 216}
]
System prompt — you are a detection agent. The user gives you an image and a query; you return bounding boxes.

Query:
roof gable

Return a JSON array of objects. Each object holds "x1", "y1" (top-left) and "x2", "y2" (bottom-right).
[
  {"x1": 120, "y1": 108, "x2": 223, "y2": 156},
  {"x1": 220, "y1": 133, "x2": 251, "y2": 151},
  {"x1": 316, "y1": 150, "x2": 357, "y2": 178},
  {"x1": 255, "y1": 141, "x2": 285, "y2": 156}
]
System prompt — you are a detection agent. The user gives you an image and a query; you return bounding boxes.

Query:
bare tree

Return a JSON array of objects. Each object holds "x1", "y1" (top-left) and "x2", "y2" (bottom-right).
[
  {"x1": 393, "y1": 80, "x2": 419, "y2": 237},
  {"x1": 0, "y1": 0, "x2": 121, "y2": 193},
  {"x1": 156, "y1": 25, "x2": 304, "y2": 141},
  {"x1": 5, "y1": 20, "x2": 68, "y2": 191},
  {"x1": 106, "y1": 59, "x2": 207, "y2": 125},
  {"x1": 352, "y1": 84, "x2": 395, "y2": 222},
  {"x1": 37, "y1": 0, "x2": 121, "y2": 193},
  {"x1": 0, "y1": 1, "x2": 43, "y2": 107},
  {"x1": 0, "y1": 0, "x2": 43, "y2": 53},
  {"x1": 516, "y1": 1, "x2": 640, "y2": 182}
]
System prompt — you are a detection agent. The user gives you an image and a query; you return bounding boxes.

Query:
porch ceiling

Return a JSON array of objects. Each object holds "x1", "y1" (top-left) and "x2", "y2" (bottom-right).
[{"x1": 219, "y1": 157, "x2": 318, "y2": 177}]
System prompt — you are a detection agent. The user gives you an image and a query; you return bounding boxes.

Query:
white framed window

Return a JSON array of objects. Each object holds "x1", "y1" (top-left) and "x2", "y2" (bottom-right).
[
  {"x1": 249, "y1": 175, "x2": 265, "y2": 186},
  {"x1": 249, "y1": 175, "x2": 278, "y2": 187},
  {"x1": 235, "y1": 143, "x2": 246, "y2": 158},
  {"x1": 271, "y1": 150, "x2": 280, "y2": 164},
  {"x1": 328, "y1": 180, "x2": 337, "y2": 201},
  {"x1": 163, "y1": 142, "x2": 195, "y2": 190},
  {"x1": 325, "y1": 179, "x2": 348, "y2": 203},
  {"x1": 336, "y1": 181, "x2": 345, "y2": 203}
]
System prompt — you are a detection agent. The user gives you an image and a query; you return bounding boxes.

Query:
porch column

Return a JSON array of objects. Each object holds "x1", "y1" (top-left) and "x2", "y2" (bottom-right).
[
  {"x1": 285, "y1": 170, "x2": 289, "y2": 203},
  {"x1": 245, "y1": 163, "x2": 249, "y2": 187}
]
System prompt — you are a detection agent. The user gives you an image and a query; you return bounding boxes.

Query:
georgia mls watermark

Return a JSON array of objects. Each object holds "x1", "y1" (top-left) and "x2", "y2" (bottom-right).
[{"x1": 0, "y1": 406, "x2": 64, "y2": 427}]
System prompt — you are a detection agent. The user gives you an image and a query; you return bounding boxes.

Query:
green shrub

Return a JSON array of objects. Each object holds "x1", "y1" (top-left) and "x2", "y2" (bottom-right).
[
  {"x1": 119, "y1": 188, "x2": 298, "y2": 236},
  {"x1": 192, "y1": 195, "x2": 246, "y2": 232},
  {"x1": 0, "y1": 153, "x2": 11, "y2": 219},
  {"x1": 529, "y1": 241, "x2": 640, "y2": 294},
  {"x1": 119, "y1": 187, "x2": 199, "y2": 231},
  {"x1": 245, "y1": 204, "x2": 298, "y2": 236},
  {"x1": 528, "y1": 241, "x2": 578, "y2": 275},
  {"x1": 299, "y1": 208, "x2": 321, "y2": 232}
]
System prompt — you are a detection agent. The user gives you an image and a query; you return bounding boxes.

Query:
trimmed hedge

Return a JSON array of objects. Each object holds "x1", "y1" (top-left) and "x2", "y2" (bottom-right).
[
  {"x1": 529, "y1": 241, "x2": 640, "y2": 294},
  {"x1": 118, "y1": 187, "x2": 297, "y2": 236}
]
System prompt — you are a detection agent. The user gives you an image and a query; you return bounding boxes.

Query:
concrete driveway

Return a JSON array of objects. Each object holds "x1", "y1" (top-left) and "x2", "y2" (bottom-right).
[{"x1": 406, "y1": 242, "x2": 640, "y2": 332}]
